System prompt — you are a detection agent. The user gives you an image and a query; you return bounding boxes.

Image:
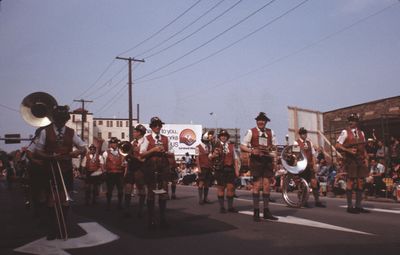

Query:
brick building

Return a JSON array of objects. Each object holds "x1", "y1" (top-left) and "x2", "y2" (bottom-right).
[{"x1": 323, "y1": 96, "x2": 400, "y2": 145}]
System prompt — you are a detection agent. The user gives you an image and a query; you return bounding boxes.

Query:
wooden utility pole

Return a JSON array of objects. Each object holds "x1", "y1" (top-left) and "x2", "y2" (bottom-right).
[
  {"x1": 73, "y1": 99, "x2": 93, "y2": 141},
  {"x1": 115, "y1": 56, "x2": 144, "y2": 141}
]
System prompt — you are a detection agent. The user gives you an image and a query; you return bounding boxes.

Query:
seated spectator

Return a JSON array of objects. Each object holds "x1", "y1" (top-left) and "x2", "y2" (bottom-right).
[
  {"x1": 332, "y1": 164, "x2": 346, "y2": 197},
  {"x1": 365, "y1": 138, "x2": 377, "y2": 160},
  {"x1": 375, "y1": 140, "x2": 388, "y2": 163},
  {"x1": 365, "y1": 158, "x2": 386, "y2": 197},
  {"x1": 316, "y1": 147, "x2": 325, "y2": 164}
]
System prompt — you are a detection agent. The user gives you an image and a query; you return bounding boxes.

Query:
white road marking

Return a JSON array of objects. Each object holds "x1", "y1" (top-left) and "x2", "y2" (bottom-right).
[
  {"x1": 339, "y1": 205, "x2": 400, "y2": 214},
  {"x1": 14, "y1": 222, "x2": 119, "y2": 255},
  {"x1": 239, "y1": 211, "x2": 374, "y2": 235}
]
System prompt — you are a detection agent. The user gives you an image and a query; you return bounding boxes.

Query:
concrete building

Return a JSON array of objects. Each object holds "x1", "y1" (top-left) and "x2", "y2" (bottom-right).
[{"x1": 323, "y1": 96, "x2": 400, "y2": 145}]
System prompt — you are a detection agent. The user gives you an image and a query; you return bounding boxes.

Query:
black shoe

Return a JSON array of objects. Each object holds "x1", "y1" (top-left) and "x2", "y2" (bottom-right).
[
  {"x1": 263, "y1": 208, "x2": 278, "y2": 220},
  {"x1": 228, "y1": 207, "x2": 238, "y2": 213},
  {"x1": 347, "y1": 206, "x2": 360, "y2": 214},
  {"x1": 220, "y1": 207, "x2": 227, "y2": 214},
  {"x1": 269, "y1": 197, "x2": 276, "y2": 203},
  {"x1": 355, "y1": 207, "x2": 370, "y2": 213},
  {"x1": 171, "y1": 194, "x2": 177, "y2": 200},
  {"x1": 315, "y1": 202, "x2": 326, "y2": 208},
  {"x1": 233, "y1": 194, "x2": 239, "y2": 198},
  {"x1": 253, "y1": 209, "x2": 261, "y2": 222},
  {"x1": 303, "y1": 202, "x2": 311, "y2": 208}
]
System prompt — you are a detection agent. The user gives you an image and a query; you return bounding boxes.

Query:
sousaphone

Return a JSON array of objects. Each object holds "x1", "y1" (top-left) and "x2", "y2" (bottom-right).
[
  {"x1": 281, "y1": 145, "x2": 310, "y2": 208},
  {"x1": 20, "y1": 92, "x2": 57, "y2": 127}
]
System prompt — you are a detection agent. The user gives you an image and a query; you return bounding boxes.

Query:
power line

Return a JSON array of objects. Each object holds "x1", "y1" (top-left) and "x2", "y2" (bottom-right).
[
  {"x1": 135, "y1": 0, "x2": 277, "y2": 81},
  {"x1": 77, "y1": 59, "x2": 116, "y2": 99},
  {"x1": 90, "y1": 73, "x2": 128, "y2": 100},
  {"x1": 136, "y1": 0, "x2": 226, "y2": 58},
  {"x1": 175, "y1": 0, "x2": 398, "y2": 102},
  {"x1": 117, "y1": 0, "x2": 203, "y2": 57},
  {"x1": 86, "y1": 63, "x2": 127, "y2": 99},
  {"x1": 137, "y1": 0, "x2": 308, "y2": 84},
  {"x1": 73, "y1": 1, "x2": 202, "y2": 106},
  {"x1": 94, "y1": 84, "x2": 127, "y2": 114},
  {"x1": 142, "y1": 0, "x2": 242, "y2": 60},
  {"x1": 0, "y1": 103, "x2": 19, "y2": 113}
]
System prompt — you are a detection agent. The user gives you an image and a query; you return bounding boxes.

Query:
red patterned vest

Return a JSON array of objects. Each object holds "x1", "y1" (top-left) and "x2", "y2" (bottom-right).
[
  {"x1": 197, "y1": 144, "x2": 211, "y2": 168},
  {"x1": 343, "y1": 128, "x2": 366, "y2": 159},
  {"x1": 296, "y1": 138, "x2": 313, "y2": 167},
  {"x1": 85, "y1": 153, "x2": 101, "y2": 172},
  {"x1": 250, "y1": 127, "x2": 272, "y2": 148},
  {"x1": 222, "y1": 143, "x2": 235, "y2": 167},
  {"x1": 44, "y1": 125, "x2": 74, "y2": 155},
  {"x1": 146, "y1": 134, "x2": 169, "y2": 156},
  {"x1": 44, "y1": 125, "x2": 74, "y2": 172},
  {"x1": 105, "y1": 150, "x2": 124, "y2": 173}
]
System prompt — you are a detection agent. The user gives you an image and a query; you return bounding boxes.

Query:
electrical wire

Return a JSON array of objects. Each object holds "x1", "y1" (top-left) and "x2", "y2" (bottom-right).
[
  {"x1": 117, "y1": 0, "x2": 203, "y2": 57},
  {"x1": 136, "y1": 0, "x2": 277, "y2": 81},
  {"x1": 135, "y1": 0, "x2": 225, "y2": 58}
]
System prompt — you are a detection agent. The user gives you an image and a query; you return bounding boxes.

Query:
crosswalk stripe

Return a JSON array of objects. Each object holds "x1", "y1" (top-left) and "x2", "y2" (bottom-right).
[{"x1": 238, "y1": 211, "x2": 374, "y2": 236}]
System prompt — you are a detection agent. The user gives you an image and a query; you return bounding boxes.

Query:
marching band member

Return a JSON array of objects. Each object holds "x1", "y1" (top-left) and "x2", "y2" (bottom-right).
[
  {"x1": 195, "y1": 131, "x2": 214, "y2": 205},
  {"x1": 240, "y1": 112, "x2": 278, "y2": 221},
  {"x1": 295, "y1": 127, "x2": 325, "y2": 208},
  {"x1": 81, "y1": 144, "x2": 103, "y2": 205},
  {"x1": 123, "y1": 124, "x2": 147, "y2": 218},
  {"x1": 168, "y1": 154, "x2": 179, "y2": 200},
  {"x1": 103, "y1": 137, "x2": 126, "y2": 210},
  {"x1": 211, "y1": 129, "x2": 239, "y2": 213},
  {"x1": 336, "y1": 114, "x2": 370, "y2": 214},
  {"x1": 34, "y1": 105, "x2": 86, "y2": 240},
  {"x1": 140, "y1": 117, "x2": 173, "y2": 229}
]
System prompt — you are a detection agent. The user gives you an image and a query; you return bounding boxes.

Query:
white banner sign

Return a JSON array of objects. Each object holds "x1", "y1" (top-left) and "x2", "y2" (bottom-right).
[{"x1": 143, "y1": 124, "x2": 202, "y2": 156}]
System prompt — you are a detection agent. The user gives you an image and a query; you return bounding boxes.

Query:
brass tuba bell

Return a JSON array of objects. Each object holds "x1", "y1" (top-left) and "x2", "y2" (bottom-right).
[
  {"x1": 20, "y1": 92, "x2": 57, "y2": 127},
  {"x1": 281, "y1": 145, "x2": 308, "y2": 175}
]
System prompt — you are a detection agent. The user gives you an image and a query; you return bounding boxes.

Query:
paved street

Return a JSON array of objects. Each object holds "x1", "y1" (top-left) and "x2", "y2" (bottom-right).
[{"x1": 1, "y1": 179, "x2": 400, "y2": 255}]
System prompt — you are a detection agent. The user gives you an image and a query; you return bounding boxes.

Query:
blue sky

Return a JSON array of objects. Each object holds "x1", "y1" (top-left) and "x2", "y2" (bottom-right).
[{"x1": 0, "y1": 0, "x2": 399, "y2": 152}]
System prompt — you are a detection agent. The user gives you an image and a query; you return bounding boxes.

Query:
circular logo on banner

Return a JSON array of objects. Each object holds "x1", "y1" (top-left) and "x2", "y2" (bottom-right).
[{"x1": 179, "y1": 129, "x2": 197, "y2": 146}]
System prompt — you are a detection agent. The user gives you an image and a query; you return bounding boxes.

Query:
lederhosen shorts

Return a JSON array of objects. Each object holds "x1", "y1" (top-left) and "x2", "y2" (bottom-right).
[
  {"x1": 85, "y1": 170, "x2": 102, "y2": 185},
  {"x1": 124, "y1": 158, "x2": 143, "y2": 185},
  {"x1": 344, "y1": 156, "x2": 369, "y2": 179},
  {"x1": 144, "y1": 156, "x2": 170, "y2": 185},
  {"x1": 198, "y1": 167, "x2": 213, "y2": 183},
  {"x1": 250, "y1": 156, "x2": 274, "y2": 180},
  {"x1": 169, "y1": 167, "x2": 179, "y2": 182},
  {"x1": 214, "y1": 166, "x2": 235, "y2": 186}
]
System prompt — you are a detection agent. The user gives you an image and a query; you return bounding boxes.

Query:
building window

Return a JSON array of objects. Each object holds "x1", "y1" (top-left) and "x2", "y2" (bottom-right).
[
  {"x1": 120, "y1": 121, "x2": 123, "y2": 127},
  {"x1": 98, "y1": 132, "x2": 102, "y2": 139},
  {"x1": 98, "y1": 120, "x2": 103, "y2": 126},
  {"x1": 121, "y1": 132, "x2": 125, "y2": 139},
  {"x1": 72, "y1": 115, "x2": 75, "y2": 122},
  {"x1": 108, "y1": 132, "x2": 112, "y2": 139},
  {"x1": 110, "y1": 121, "x2": 113, "y2": 127},
  {"x1": 106, "y1": 121, "x2": 109, "y2": 127},
  {"x1": 93, "y1": 120, "x2": 96, "y2": 127},
  {"x1": 126, "y1": 121, "x2": 129, "y2": 127}
]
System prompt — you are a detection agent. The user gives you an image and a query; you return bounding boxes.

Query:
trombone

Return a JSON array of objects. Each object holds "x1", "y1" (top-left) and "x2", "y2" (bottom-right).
[
  {"x1": 49, "y1": 159, "x2": 71, "y2": 240},
  {"x1": 20, "y1": 92, "x2": 71, "y2": 240}
]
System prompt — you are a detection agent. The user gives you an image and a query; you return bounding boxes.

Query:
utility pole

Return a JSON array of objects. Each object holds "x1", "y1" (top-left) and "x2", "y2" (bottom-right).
[
  {"x1": 115, "y1": 56, "x2": 145, "y2": 141},
  {"x1": 73, "y1": 99, "x2": 93, "y2": 141}
]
